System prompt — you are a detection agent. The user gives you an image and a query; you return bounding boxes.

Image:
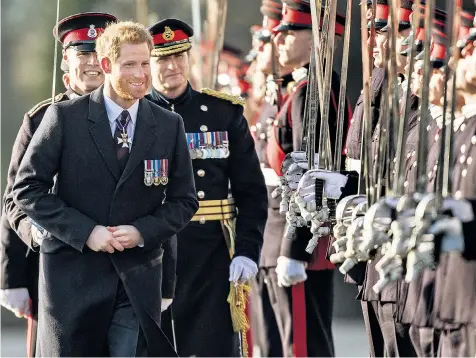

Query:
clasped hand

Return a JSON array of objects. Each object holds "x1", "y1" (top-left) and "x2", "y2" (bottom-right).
[{"x1": 86, "y1": 225, "x2": 143, "y2": 253}]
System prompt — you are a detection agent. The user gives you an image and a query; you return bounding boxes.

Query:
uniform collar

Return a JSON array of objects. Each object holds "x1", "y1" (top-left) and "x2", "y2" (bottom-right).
[
  {"x1": 66, "y1": 87, "x2": 82, "y2": 99},
  {"x1": 429, "y1": 104, "x2": 443, "y2": 119},
  {"x1": 152, "y1": 82, "x2": 193, "y2": 108},
  {"x1": 292, "y1": 65, "x2": 309, "y2": 83},
  {"x1": 282, "y1": 73, "x2": 295, "y2": 88},
  {"x1": 453, "y1": 114, "x2": 466, "y2": 132},
  {"x1": 462, "y1": 103, "x2": 476, "y2": 119},
  {"x1": 433, "y1": 107, "x2": 466, "y2": 132}
]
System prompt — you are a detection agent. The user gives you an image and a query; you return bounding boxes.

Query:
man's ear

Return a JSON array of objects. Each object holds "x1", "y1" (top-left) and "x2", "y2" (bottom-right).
[
  {"x1": 100, "y1": 57, "x2": 112, "y2": 74},
  {"x1": 62, "y1": 74, "x2": 70, "y2": 89}
]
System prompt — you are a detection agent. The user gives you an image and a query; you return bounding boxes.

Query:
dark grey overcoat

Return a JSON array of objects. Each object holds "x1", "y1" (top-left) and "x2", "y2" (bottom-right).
[{"x1": 12, "y1": 86, "x2": 198, "y2": 357}]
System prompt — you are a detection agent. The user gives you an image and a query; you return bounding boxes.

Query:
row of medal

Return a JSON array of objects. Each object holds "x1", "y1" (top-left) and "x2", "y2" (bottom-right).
[
  {"x1": 186, "y1": 131, "x2": 230, "y2": 159},
  {"x1": 144, "y1": 159, "x2": 169, "y2": 186}
]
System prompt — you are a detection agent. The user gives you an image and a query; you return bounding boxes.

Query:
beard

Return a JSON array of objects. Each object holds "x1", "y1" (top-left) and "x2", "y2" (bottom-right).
[{"x1": 113, "y1": 75, "x2": 150, "y2": 100}]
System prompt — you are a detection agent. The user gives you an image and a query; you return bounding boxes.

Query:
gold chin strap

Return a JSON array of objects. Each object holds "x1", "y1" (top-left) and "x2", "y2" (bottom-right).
[{"x1": 151, "y1": 42, "x2": 192, "y2": 57}]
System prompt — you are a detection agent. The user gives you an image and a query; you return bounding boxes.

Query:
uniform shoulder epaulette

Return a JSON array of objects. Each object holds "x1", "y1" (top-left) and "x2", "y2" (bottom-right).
[
  {"x1": 27, "y1": 93, "x2": 66, "y2": 118},
  {"x1": 200, "y1": 88, "x2": 245, "y2": 107}
]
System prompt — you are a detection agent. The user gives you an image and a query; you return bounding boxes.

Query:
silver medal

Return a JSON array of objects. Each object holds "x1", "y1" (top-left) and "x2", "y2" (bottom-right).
[{"x1": 144, "y1": 171, "x2": 154, "y2": 186}]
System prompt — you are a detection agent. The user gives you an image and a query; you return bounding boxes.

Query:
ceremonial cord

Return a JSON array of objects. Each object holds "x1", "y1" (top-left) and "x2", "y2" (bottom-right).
[{"x1": 51, "y1": 0, "x2": 61, "y2": 104}]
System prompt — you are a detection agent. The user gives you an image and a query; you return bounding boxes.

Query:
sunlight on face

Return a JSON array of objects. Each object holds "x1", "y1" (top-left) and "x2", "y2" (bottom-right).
[
  {"x1": 107, "y1": 42, "x2": 151, "y2": 101},
  {"x1": 373, "y1": 32, "x2": 388, "y2": 69},
  {"x1": 150, "y1": 52, "x2": 190, "y2": 93},
  {"x1": 274, "y1": 29, "x2": 312, "y2": 68},
  {"x1": 65, "y1": 49, "x2": 104, "y2": 94}
]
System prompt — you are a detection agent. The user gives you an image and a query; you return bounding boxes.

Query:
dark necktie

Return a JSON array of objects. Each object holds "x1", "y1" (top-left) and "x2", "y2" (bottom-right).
[{"x1": 115, "y1": 110, "x2": 131, "y2": 172}]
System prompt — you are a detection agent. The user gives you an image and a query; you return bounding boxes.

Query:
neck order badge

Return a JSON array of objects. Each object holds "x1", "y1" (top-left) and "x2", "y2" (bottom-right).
[{"x1": 116, "y1": 111, "x2": 132, "y2": 148}]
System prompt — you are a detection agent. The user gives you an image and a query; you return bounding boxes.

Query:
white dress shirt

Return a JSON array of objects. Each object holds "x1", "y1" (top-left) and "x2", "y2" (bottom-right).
[
  {"x1": 103, "y1": 92, "x2": 144, "y2": 247},
  {"x1": 103, "y1": 92, "x2": 139, "y2": 150}
]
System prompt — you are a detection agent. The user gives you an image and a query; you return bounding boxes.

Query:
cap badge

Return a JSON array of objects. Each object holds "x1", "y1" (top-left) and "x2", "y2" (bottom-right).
[
  {"x1": 163, "y1": 26, "x2": 175, "y2": 41},
  {"x1": 88, "y1": 24, "x2": 97, "y2": 38}
]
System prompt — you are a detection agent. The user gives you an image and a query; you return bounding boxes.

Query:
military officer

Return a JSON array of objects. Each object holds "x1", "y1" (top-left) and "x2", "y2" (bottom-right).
[
  {"x1": 146, "y1": 18, "x2": 268, "y2": 357},
  {"x1": 0, "y1": 12, "x2": 117, "y2": 358}
]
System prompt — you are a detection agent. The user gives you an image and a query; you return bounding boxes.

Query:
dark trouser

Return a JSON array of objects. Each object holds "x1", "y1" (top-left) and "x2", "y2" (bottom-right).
[
  {"x1": 253, "y1": 268, "x2": 335, "y2": 357},
  {"x1": 361, "y1": 301, "x2": 385, "y2": 357},
  {"x1": 251, "y1": 268, "x2": 283, "y2": 357},
  {"x1": 409, "y1": 326, "x2": 440, "y2": 357},
  {"x1": 361, "y1": 301, "x2": 416, "y2": 357},
  {"x1": 107, "y1": 281, "x2": 139, "y2": 357},
  {"x1": 437, "y1": 325, "x2": 476, "y2": 357},
  {"x1": 160, "y1": 224, "x2": 238, "y2": 357}
]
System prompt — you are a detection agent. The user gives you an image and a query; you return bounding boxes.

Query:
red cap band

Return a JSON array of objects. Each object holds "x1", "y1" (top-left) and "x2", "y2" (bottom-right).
[
  {"x1": 153, "y1": 29, "x2": 189, "y2": 46},
  {"x1": 431, "y1": 42, "x2": 446, "y2": 60},
  {"x1": 416, "y1": 28, "x2": 426, "y2": 41},
  {"x1": 398, "y1": 8, "x2": 412, "y2": 23},
  {"x1": 280, "y1": 7, "x2": 344, "y2": 35},
  {"x1": 334, "y1": 22, "x2": 344, "y2": 36},
  {"x1": 459, "y1": 26, "x2": 470, "y2": 40},
  {"x1": 63, "y1": 27, "x2": 104, "y2": 44},
  {"x1": 282, "y1": 7, "x2": 312, "y2": 26},
  {"x1": 376, "y1": 4, "x2": 389, "y2": 21},
  {"x1": 263, "y1": 16, "x2": 281, "y2": 31}
]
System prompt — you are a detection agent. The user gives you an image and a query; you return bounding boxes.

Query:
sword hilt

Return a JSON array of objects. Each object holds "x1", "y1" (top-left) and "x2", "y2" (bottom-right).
[
  {"x1": 327, "y1": 198, "x2": 337, "y2": 224},
  {"x1": 315, "y1": 178, "x2": 324, "y2": 208}
]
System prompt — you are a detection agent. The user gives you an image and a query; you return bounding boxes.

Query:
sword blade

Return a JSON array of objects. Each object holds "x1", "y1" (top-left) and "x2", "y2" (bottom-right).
[
  {"x1": 307, "y1": 51, "x2": 318, "y2": 169},
  {"x1": 438, "y1": 0, "x2": 460, "y2": 200},
  {"x1": 395, "y1": 0, "x2": 422, "y2": 195},
  {"x1": 317, "y1": 0, "x2": 337, "y2": 171},
  {"x1": 170, "y1": 307, "x2": 178, "y2": 352},
  {"x1": 387, "y1": 0, "x2": 402, "y2": 196},
  {"x1": 333, "y1": 0, "x2": 353, "y2": 171},
  {"x1": 360, "y1": 0, "x2": 375, "y2": 204},
  {"x1": 415, "y1": 0, "x2": 435, "y2": 193},
  {"x1": 375, "y1": 80, "x2": 389, "y2": 200}
]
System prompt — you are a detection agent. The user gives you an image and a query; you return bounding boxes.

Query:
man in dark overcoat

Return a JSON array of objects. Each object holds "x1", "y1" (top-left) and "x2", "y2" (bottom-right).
[
  {"x1": 0, "y1": 12, "x2": 117, "y2": 358},
  {"x1": 12, "y1": 20, "x2": 198, "y2": 357}
]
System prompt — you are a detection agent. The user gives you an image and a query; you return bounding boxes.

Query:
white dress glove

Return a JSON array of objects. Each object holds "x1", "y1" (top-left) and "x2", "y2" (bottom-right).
[
  {"x1": 229, "y1": 256, "x2": 258, "y2": 283},
  {"x1": 161, "y1": 298, "x2": 173, "y2": 312},
  {"x1": 0, "y1": 288, "x2": 31, "y2": 318},
  {"x1": 284, "y1": 162, "x2": 310, "y2": 190},
  {"x1": 441, "y1": 198, "x2": 474, "y2": 222},
  {"x1": 275, "y1": 256, "x2": 307, "y2": 287},
  {"x1": 281, "y1": 151, "x2": 318, "y2": 177},
  {"x1": 298, "y1": 169, "x2": 348, "y2": 200},
  {"x1": 428, "y1": 217, "x2": 465, "y2": 253}
]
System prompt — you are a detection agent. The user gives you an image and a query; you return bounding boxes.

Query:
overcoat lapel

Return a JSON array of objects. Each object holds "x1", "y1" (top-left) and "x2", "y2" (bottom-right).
[
  {"x1": 117, "y1": 99, "x2": 158, "y2": 187},
  {"x1": 88, "y1": 86, "x2": 121, "y2": 182}
]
